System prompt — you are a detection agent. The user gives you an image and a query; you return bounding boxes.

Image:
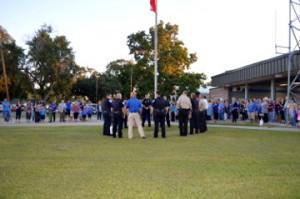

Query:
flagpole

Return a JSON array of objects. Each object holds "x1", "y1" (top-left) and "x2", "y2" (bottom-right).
[{"x1": 154, "y1": 0, "x2": 158, "y2": 98}]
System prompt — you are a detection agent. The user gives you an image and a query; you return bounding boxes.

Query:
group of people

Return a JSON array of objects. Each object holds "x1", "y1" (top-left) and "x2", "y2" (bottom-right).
[
  {"x1": 100, "y1": 90, "x2": 208, "y2": 139},
  {"x1": 207, "y1": 96, "x2": 300, "y2": 126},
  {"x1": 1, "y1": 98, "x2": 96, "y2": 123}
]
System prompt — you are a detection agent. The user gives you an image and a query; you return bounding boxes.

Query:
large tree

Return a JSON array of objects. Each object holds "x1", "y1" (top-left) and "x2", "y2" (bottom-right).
[
  {"x1": 0, "y1": 26, "x2": 29, "y2": 100},
  {"x1": 2, "y1": 42, "x2": 28, "y2": 99},
  {"x1": 127, "y1": 21, "x2": 204, "y2": 96},
  {"x1": 22, "y1": 25, "x2": 78, "y2": 101}
]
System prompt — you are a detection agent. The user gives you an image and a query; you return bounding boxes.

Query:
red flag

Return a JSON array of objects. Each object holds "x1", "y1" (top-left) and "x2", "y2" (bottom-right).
[{"x1": 150, "y1": 0, "x2": 156, "y2": 13}]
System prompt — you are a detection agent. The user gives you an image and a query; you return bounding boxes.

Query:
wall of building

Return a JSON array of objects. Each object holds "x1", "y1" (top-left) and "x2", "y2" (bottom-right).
[{"x1": 210, "y1": 87, "x2": 228, "y2": 100}]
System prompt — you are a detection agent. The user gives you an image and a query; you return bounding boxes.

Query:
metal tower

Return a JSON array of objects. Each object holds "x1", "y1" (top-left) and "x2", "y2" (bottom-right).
[{"x1": 287, "y1": 0, "x2": 300, "y2": 100}]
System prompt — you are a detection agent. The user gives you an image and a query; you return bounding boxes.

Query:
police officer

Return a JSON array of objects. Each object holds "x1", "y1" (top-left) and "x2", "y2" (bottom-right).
[
  {"x1": 102, "y1": 93, "x2": 112, "y2": 136},
  {"x1": 190, "y1": 92, "x2": 199, "y2": 134},
  {"x1": 177, "y1": 90, "x2": 192, "y2": 136},
  {"x1": 112, "y1": 93, "x2": 125, "y2": 138},
  {"x1": 152, "y1": 91, "x2": 167, "y2": 138},
  {"x1": 123, "y1": 98, "x2": 128, "y2": 128},
  {"x1": 164, "y1": 96, "x2": 171, "y2": 127},
  {"x1": 142, "y1": 94, "x2": 152, "y2": 127}
]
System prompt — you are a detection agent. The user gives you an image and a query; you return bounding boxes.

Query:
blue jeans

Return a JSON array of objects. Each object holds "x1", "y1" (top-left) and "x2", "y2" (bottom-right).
[
  {"x1": 268, "y1": 111, "x2": 274, "y2": 123},
  {"x1": 284, "y1": 109, "x2": 289, "y2": 124},
  {"x1": 219, "y1": 112, "x2": 224, "y2": 120},
  {"x1": 291, "y1": 115, "x2": 296, "y2": 126},
  {"x1": 3, "y1": 111, "x2": 11, "y2": 122}
]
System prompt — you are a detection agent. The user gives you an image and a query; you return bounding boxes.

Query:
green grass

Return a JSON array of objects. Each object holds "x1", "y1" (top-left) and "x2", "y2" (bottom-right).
[{"x1": 0, "y1": 126, "x2": 300, "y2": 199}]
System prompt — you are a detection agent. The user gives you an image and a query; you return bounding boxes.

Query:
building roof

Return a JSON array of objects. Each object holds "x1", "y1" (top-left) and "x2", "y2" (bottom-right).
[{"x1": 211, "y1": 51, "x2": 300, "y2": 87}]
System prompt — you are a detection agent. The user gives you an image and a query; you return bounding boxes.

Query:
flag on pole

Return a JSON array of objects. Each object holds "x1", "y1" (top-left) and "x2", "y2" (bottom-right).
[{"x1": 150, "y1": 0, "x2": 157, "y2": 13}]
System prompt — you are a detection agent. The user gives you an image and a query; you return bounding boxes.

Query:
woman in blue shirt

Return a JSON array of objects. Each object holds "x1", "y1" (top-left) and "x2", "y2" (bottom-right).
[{"x1": 218, "y1": 99, "x2": 225, "y2": 120}]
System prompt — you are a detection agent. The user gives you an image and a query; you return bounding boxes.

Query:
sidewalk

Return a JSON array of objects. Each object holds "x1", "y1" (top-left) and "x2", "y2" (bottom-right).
[
  {"x1": 1, "y1": 115, "x2": 299, "y2": 132},
  {"x1": 0, "y1": 116, "x2": 103, "y2": 127}
]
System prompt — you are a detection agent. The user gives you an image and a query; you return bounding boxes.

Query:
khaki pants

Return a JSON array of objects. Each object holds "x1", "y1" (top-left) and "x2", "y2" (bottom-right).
[{"x1": 128, "y1": 113, "x2": 145, "y2": 139}]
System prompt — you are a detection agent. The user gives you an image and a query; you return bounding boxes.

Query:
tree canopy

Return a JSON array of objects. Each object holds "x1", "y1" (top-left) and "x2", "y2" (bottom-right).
[
  {"x1": 1, "y1": 21, "x2": 207, "y2": 102},
  {"x1": 125, "y1": 21, "x2": 204, "y2": 97},
  {"x1": 22, "y1": 25, "x2": 79, "y2": 101}
]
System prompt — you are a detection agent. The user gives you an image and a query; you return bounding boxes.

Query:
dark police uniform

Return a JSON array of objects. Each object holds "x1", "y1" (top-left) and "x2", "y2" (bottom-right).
[
  {"x1": 165, "y1": 99, "x2": 171, "y2": 127},
  {"x1": 112, "y1": 99, "x2": 124, "y2": 138},
  {"x1": 123, "y1": 100, "x2": 128, "y2": 128},
  {"x1": 190, "y1": 97, "x2": 199, "y2": 134},
  {"x1": 142, "y1": 98, "x2": 152, "y2": 127},
  {"x1": 102, "y1": 98, "x2": 112, "y2": 136},
  {"x1": 152, "y1": 96, "x2": 167, "y2": 138}
]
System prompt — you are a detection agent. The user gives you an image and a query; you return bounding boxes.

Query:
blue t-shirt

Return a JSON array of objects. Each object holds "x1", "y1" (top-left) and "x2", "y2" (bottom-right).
[
  {"x1": 257, "y1": 102, "x2": 262, "y2": 113},
  {"x1": 2, "y1": 101, "x2": 10, "y2": 111},
  {"x1": 87, "y1": 107, "x2": 93, "y2": 115},
  {"x1": 40, "y1": 108, "x2": 46, "y2": 116},
  {"x1": 66, "y1": 102, "x2": 71, "y2": 110},
  {"x1": 212, "y1": 103, "x2": 219, "y2": 113},
  {"x1": 207, "y1": 103, "x2": 212, "y2": 116},
  {"x1": 126, "y1": 97, "x2": 142, "y2": 112},
  {"x1": 218, "y1": 102, "x2": 225, "y2": 113},
  {"x1": 248, "y1": 102, "x2": 256, "y2": 113}
]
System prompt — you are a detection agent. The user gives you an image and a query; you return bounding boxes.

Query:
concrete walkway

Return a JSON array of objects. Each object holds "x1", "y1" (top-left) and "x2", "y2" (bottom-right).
[{"x1": 208, "y1": 124, "x2": 300, "y2": 132}]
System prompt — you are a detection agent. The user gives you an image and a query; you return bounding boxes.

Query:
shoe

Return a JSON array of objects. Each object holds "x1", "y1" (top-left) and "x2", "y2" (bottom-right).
[{"x1": 142, "y1": 136, "x2": 146, "y2": 139}]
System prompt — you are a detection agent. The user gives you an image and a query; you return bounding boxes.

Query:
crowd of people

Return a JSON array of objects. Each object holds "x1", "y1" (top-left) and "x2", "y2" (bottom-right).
[
  {"x1": 100, "y1": 90, "x2": 208, "y2": 139},
  {"x1": 2, "y1": 93, "x2": 300, "y2": 138},
  {"x1": 206, "y1": 96, "x2": 300, "y2": 127},
  {"x1": 1, "y1": 98, "x2": 96, "y2": 123}
]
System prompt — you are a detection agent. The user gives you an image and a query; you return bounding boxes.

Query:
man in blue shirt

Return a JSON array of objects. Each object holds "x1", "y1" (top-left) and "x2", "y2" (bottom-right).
[
  {"x1": 2, "y1": 98, "x2": 11, "y2": 122},
  {"x1": 125, "y1": 92, "x2": 146, "y2": 139}
]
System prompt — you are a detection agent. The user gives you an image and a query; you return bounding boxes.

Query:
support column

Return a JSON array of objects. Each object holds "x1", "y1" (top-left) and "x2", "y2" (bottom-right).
[
  {"x1": 226, "y1": 87, "x2": 230, "y2": 100},
  {"x1": 245, "y1": 84, "x2": 249, "y2": 99},
  {"x1": 270, "y1": 79, "x2": 275, "y2": 100}
]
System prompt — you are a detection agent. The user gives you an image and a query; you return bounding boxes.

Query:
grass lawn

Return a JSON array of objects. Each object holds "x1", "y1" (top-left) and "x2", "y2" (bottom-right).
[{"x1": 0, "y1": 125, "x2": 299, "y2": 199}]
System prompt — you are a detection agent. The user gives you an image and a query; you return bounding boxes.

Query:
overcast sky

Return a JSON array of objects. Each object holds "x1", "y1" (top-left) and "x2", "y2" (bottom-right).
[{"x1": 1, "y1": 0, "x2": 290, "y2": 81}]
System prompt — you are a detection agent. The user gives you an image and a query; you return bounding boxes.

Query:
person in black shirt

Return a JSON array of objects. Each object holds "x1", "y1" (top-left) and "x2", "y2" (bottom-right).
[
  {"x1": 112, "y1": 93, "x2": 125, "y2": 138},
  {"x1": 102, "y1": 93, "x2": 112, "y2": 136},
  {"x1": 152, "y1": 91, "x2": 167, "y2": 138},
  {"x1": 142, "y1": 94, "x2": 152, "y2": 127},
  {"x1": 190, "y1": 92, "x2": 199, "y2": 134},
  {"x1": 164, "y1": 96, "x2": 171, "y2": 127}
]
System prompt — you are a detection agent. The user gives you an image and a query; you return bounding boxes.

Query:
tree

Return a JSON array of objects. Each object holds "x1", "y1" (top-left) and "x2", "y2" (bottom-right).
[
  {"x1": 1, "y1": 42, "x2": 28, "y2": 100},
  {"x1": 22, "y1": 25, "x2": 78, "y2": 101},
  {"x1": 127, "y1": 21, "x2": 204, "y2": 96},
  {"x1": 176, "y1": 72, "x2": 207, "y2": 94},
  {"x1": 0, "y1": 26, "x2": 29, "y2": 100},
  {"x1": 105, "y1": 59, "x2": 136, "y2": 97},
  {"x1": 0, "y1": 26, "x2": 14, "y2": 45}
]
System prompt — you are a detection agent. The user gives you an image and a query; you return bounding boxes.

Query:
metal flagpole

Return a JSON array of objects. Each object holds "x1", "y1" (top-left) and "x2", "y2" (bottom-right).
[{"x1": 154, "y1": 0, "x2": 158, "y2": 98}]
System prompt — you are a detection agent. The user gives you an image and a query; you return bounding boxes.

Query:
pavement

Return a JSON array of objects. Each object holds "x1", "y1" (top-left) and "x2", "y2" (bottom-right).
[{"x1": 0, "y1": 114, "x2": 299, "y2": 132}]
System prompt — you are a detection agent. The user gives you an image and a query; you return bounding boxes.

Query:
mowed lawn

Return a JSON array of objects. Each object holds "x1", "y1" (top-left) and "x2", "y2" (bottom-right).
[{"x1": 0, "y1": 125, "x2": 299, "y2": 199}]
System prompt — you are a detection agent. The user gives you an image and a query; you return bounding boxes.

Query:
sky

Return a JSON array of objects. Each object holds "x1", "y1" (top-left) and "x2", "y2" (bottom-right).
[{"x1": 1, "y1": 0, "x2": 291, "y2": 81}]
